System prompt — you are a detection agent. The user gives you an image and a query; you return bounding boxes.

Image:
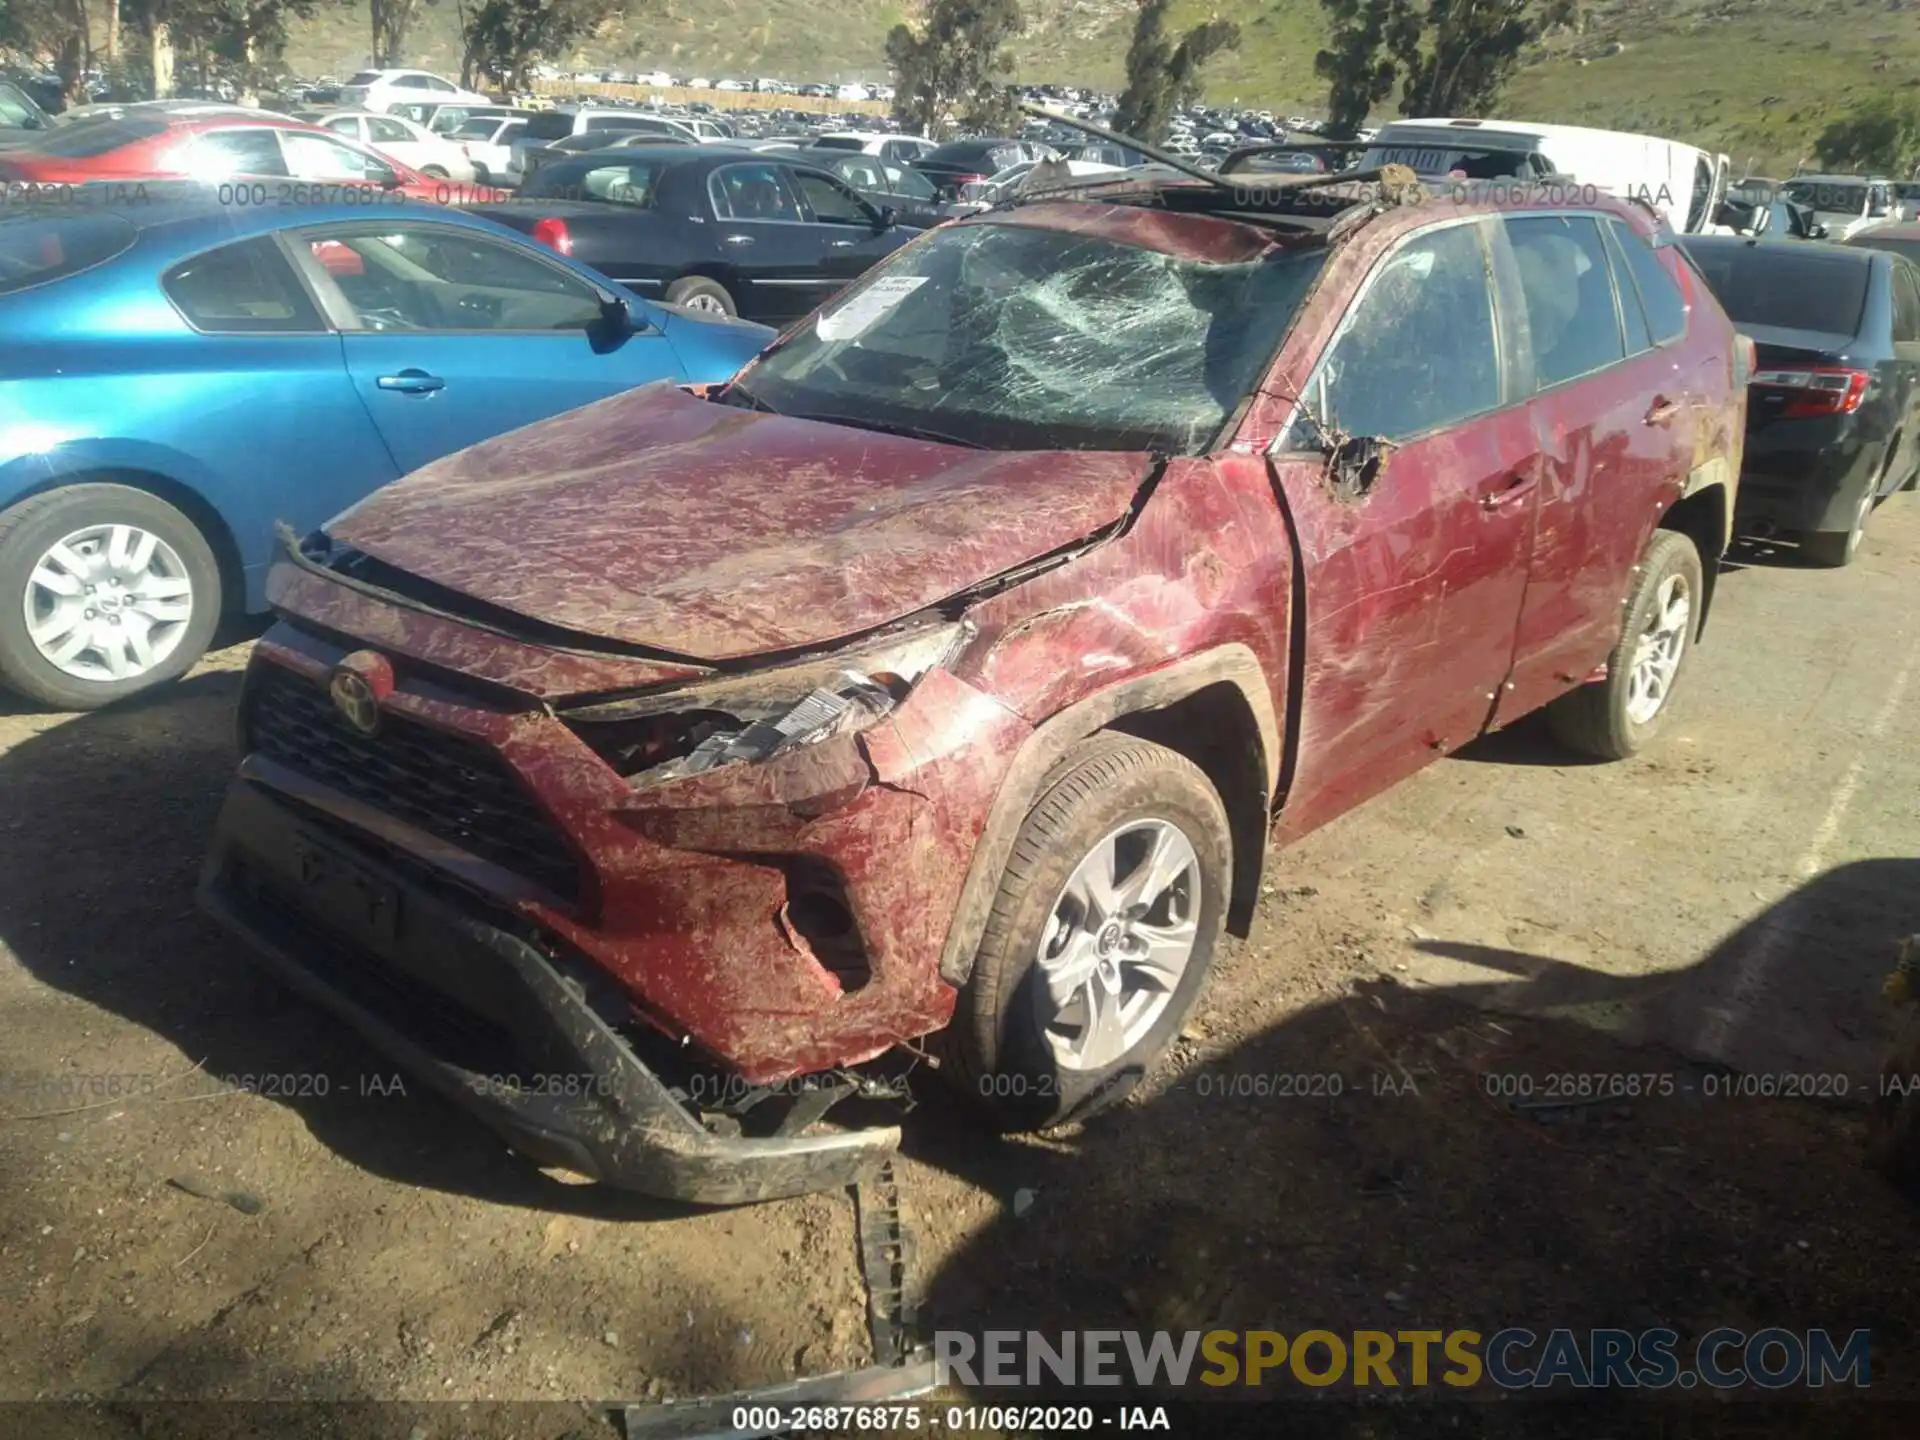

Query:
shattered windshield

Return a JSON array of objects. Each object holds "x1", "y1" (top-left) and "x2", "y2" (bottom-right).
[{"x1": 736, "y1": 220, "x2": 1326, "y2": 454}]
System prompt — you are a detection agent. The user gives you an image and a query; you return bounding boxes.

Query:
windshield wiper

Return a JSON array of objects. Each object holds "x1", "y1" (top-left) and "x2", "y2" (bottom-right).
[
  {"x1": 719, "y1": 380, "x2": 780, "y2": 414},
  {"x1": 785, "y1": 411, "x2": 986, "y2": 448}
]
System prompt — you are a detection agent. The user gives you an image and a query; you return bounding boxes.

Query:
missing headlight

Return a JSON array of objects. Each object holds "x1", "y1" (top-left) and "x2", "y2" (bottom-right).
[
  {"x1": 563, "y1": 620, "x2": 975, "y2": 785},
  {"x1": 648, "y1": 672, "x2": 896, "y2": 781}
]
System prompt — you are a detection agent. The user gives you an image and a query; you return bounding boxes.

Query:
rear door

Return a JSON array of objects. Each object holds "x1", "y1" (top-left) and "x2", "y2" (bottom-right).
[
  {"x1": 1495, "y1": 212, "x2": 1694, "y2": 724},
  {"x1": 1268, "y1": 214, "x2": 1539, "y2": 834},
  {"x1": 295, "y1": 220, "x2": 681, "y2": 475}
]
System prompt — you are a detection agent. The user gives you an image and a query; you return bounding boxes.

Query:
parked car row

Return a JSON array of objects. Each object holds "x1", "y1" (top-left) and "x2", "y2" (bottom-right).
[{"x1": 7, "y1": 96, "x2": 1915, "y2": 1209}]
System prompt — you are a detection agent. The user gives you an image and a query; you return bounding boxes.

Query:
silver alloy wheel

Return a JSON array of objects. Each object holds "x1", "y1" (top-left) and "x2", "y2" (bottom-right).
[
  {"x1": 1034, "y1": 819, "x2": 1201, "y2": 1072},
  {"x1": 1624, "y1": 570, "x2": 1690, "y2": 726},
  {"x1": 682, "y1": 292, "x2": 730, "y2": 314},
  {"x1": 22, "y1": 523, "x2": 195, "y2": 683}
]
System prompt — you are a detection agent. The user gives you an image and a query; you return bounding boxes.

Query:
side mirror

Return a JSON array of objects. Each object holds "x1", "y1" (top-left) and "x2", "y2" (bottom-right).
[{"x1": 875, "y1": 203, "x2": 898, "y2": 231}]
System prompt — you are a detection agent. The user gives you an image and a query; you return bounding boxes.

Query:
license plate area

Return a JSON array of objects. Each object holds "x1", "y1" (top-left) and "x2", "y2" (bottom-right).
[{"x1": 291, "y1": 829, "x2": 401, "y2": 946}]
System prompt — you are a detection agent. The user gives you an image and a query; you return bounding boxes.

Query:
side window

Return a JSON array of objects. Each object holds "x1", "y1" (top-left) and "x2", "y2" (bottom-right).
[
  {"x1": 1308, "y1": 221, "x2": 1503, "y2": 444},
  {"x1": 1607, "y1": 218, "x2": 1687, "y2": 346},
  {"x1": 795, "y1": 168, "x2": 871, "y2": 223},
  {"x1": 323, "y1": 116, "x2": 360, "y2": 137},
  {"x1": 424, "y1": 76, "x2": 456, "y2": 93},
  {"x1": 185, "y1": 128, "x2": 290, "y2": 178},
  {"x1": 306, "y1": 227, "x2": 604, "y2": 331},
  {"x1": 1891, "y1": 263, "x2": 1920, "y2": 344},
  {"x1": 838, "y1": 156, "x2": 885, "y2": 191},
  {"x1": 164, "y1": 236, "x2": 322, "y2": 333},
  {"x1": 1599, "y1": 221, "x2": 1653, "y2": 354},
  {"x1": 1507, "y1": 214, "x2": 1626, "y2": 388},
  {"x1": 708, "y1": 163, "x2": 803, "y2": 221},
  {"x1": 889, "y1": 164, "x2": 937, "y2": 200},
  {"x1": 367, "y1": 116, "x2": 413, "y2": 144},
  {"x1": 282, "y1": 132, "x2": 393, "y2": 184},
  {"x1": 396, "y1": 74, "x2": 429, "y2": 89}
]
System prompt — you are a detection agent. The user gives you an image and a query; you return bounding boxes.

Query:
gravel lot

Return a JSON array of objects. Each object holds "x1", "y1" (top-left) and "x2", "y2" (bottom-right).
[{"x1": 1, "y1": 503, "x2": 1917, "y2": 1438}]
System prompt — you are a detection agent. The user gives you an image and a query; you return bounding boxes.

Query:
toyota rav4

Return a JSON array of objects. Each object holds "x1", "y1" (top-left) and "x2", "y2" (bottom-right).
[{"x1": 198, "y1": 170, "x2": 1747, "y2": 1204}]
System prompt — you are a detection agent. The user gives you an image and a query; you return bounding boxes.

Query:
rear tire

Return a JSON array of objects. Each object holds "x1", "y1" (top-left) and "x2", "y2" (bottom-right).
[
  {"x1": 0, "y1": 484, "x2": 221, "y2": 711},
  {"x1": 1546, "y1": 529, "x2": 1703, "y2": 761},
  {"x1": 665, "y1": 275, "x2": 738, "y2": 316},
  {"x1": 942, "y1": 734, "x2": 1232, "y2": 1132}
]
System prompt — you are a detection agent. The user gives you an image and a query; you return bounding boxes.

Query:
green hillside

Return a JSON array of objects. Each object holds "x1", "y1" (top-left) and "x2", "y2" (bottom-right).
[{"x1": 282, "y1": 0, "x2": 1920, "y2": 172}]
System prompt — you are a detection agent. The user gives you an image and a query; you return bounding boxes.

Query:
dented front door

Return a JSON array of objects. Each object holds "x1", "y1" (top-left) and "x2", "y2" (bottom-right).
[{"x1": 1266, "y1": 215, "x2": 1540, "y2": 840}]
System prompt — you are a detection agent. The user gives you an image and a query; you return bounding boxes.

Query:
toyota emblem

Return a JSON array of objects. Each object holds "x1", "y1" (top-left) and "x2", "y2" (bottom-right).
[
  {"x1": 328, "y1": 651, "x2": 395, "y2": 735},
  {"x1": 329, "y1": 667, "x2": 381, "y2": 735}
]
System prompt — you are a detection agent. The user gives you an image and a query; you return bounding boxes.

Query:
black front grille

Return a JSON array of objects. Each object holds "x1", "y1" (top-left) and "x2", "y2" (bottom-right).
[{"x1": 245, "y1": 665, "x2": 582, "y2": 904}]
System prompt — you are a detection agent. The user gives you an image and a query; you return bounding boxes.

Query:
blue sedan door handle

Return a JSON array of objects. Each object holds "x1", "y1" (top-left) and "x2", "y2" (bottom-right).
[{"x1": 377, "y1": 369, "x2": 446, "y2": 394}]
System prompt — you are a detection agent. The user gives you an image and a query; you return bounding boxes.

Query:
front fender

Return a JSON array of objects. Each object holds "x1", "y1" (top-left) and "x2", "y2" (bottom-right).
[{"x1": 935, "y1": 643, "x2": 1281, "y2": 987}]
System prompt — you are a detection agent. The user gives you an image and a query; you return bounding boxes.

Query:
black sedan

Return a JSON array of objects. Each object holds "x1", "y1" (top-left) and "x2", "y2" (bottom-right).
[
  {"x1": 464, "y1": 145, "x2": 921, "y2": 323},
  {"x1": 910, "y1": 137, "x2": 1053, "y2": 200},
  {"x1": 753, "y1": 144, "x2": 958, "y2": 229},
  {"x1": 1681, "y1": 236, "x2": 1920, "y2": 565}
]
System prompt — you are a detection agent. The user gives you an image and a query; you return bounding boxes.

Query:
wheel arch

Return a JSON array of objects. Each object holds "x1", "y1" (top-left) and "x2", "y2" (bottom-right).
[
  {"x1": 937, "y1": 644, "x2": 1282, "y2": 988},
  {"x1": 1657, "y1": 471, "x2": 1728, "y2": 639}
]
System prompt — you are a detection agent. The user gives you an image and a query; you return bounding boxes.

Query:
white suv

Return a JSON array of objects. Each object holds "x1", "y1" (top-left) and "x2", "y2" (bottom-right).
[
  {"x1": 338, "y1": 69, "x2": 492, "y2": 113},
  {"x1": 807, "y1": 131, "x2": 936, "y2": 166}
]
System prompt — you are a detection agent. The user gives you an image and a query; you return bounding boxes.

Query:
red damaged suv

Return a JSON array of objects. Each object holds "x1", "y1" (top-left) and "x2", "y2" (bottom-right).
[{"x1": 199, "y1": 170, "x2": 1747, "y2": 1204}]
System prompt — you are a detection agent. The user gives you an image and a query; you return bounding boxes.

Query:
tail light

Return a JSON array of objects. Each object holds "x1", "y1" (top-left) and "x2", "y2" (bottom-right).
[
  {"x1": 1751, "y1": 366, "x2": 1870, "y2": 418},
  {"x1": 530, "y1": 217, "x2": 573, "y2": 255}
]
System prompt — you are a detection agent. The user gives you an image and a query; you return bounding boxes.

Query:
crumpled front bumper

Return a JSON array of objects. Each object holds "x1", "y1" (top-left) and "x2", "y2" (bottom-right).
[{"x1": 197, "y1": 778, "x2": 898, "y2": 1206}]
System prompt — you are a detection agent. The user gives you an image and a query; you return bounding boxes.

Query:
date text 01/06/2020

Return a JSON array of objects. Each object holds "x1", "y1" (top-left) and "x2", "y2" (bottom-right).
[{"x1": 727, "y1": 1405, "x2": 1169, "y2": 1432}]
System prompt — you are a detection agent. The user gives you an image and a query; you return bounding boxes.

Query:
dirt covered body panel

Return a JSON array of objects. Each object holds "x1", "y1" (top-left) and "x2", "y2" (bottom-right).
[
  {"x1": 326, "y1": 381, "x2": 1156, "y2": 661},
  {"x1": 200, "y1": 184, "x2": 1743, "y2": 1198}
]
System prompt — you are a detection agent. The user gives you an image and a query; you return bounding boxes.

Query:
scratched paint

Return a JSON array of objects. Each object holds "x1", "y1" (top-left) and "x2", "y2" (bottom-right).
[{"x1": 216, "y1": 186, "x2": 1745, "y2": 1094}]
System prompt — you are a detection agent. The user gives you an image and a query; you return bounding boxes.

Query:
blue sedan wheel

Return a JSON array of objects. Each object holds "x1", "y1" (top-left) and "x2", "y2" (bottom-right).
[{"x1": 0, "y1": 485, "x2": 222, "y2": 711}]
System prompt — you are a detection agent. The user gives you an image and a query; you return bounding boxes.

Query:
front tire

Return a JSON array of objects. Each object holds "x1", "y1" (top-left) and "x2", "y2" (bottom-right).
[
  {"x1": 944, "y1": 734, "x2": 1232, "y2": 1131},
  {"x1": 0, "y1": 484, "x2": 220, "y2": 710},
  {"x1": 665, "y1": 275, "x2": 738, "y2": 316},
  {"x1": 420, "y1": 165, "x2": 450, "y2": 179},
  {"x1": 1546, "y1": 528, "x2": 1703, "y2": 760}
]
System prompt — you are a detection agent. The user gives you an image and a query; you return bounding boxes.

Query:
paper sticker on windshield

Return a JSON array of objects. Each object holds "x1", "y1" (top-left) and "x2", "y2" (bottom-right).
[{"x1": 817, "y1": 275, "x2": 927, "y2": 341}]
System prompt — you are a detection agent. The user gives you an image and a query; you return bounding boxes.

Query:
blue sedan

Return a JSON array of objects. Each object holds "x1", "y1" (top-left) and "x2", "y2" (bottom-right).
[{"x1": 0, "y1": 185, "x2": 773, "y2": 709}]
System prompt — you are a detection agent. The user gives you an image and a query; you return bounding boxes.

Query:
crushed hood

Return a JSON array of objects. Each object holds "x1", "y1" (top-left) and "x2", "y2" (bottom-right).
[{"x1": 327, "y1": 382, "x2": 1153, "y2": 661}]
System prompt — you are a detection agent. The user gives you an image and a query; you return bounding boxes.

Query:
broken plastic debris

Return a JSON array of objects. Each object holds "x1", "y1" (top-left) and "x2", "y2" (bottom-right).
[
  {"x1": 653, "y1": 674, "x2": 895, "y2": 780},
  {"x1": 1012, "y1": 1187, "x2": 1039, "y2": 1218}
]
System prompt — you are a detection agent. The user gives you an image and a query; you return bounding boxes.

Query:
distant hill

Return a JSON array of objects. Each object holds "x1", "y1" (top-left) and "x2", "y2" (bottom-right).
[{"x1": 283, "y1": 0, "x2": 1920, "y2": 172}]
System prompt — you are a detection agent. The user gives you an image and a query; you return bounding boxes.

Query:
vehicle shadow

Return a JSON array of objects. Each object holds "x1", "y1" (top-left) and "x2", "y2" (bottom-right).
[
  {"x1": 0, "y1": 672, "x2": 697, "y2": 1222},
  {"x1": 904, "y1": 863, "x2": 1920, "y2": 1424}
]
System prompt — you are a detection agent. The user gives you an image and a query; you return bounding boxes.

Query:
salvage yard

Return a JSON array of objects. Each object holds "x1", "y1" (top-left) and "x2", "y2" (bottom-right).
[{"x1": 1, "y1": 500, "x2": 1918, "y2": 1433}]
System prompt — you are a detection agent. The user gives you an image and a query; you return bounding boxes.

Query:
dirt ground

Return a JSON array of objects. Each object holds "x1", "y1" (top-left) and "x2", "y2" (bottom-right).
[{"x1": 2, "y1": 503, "x2": 1918, "y2": 1440}]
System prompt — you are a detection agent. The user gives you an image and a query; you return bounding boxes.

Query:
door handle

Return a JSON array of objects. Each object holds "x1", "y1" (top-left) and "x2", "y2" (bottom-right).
[
  {"x1": 1645, "y1": 396, "x2": 1679, "y2": 424},
  {"x1": 376, "y1": 370, "x2": 445, "y2": 394},
  {"x1": 723, "y1": 234, "x2": 754, "y2": 246},
  {"x1": 1480, "y1": 472, "x2": 1538, "y2": 510}
]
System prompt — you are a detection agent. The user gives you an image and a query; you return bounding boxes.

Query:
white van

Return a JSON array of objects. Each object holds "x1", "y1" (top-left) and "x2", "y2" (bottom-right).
[{"x1": 1360, "y1": 118, "x2": 1730, "y2": 234}]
